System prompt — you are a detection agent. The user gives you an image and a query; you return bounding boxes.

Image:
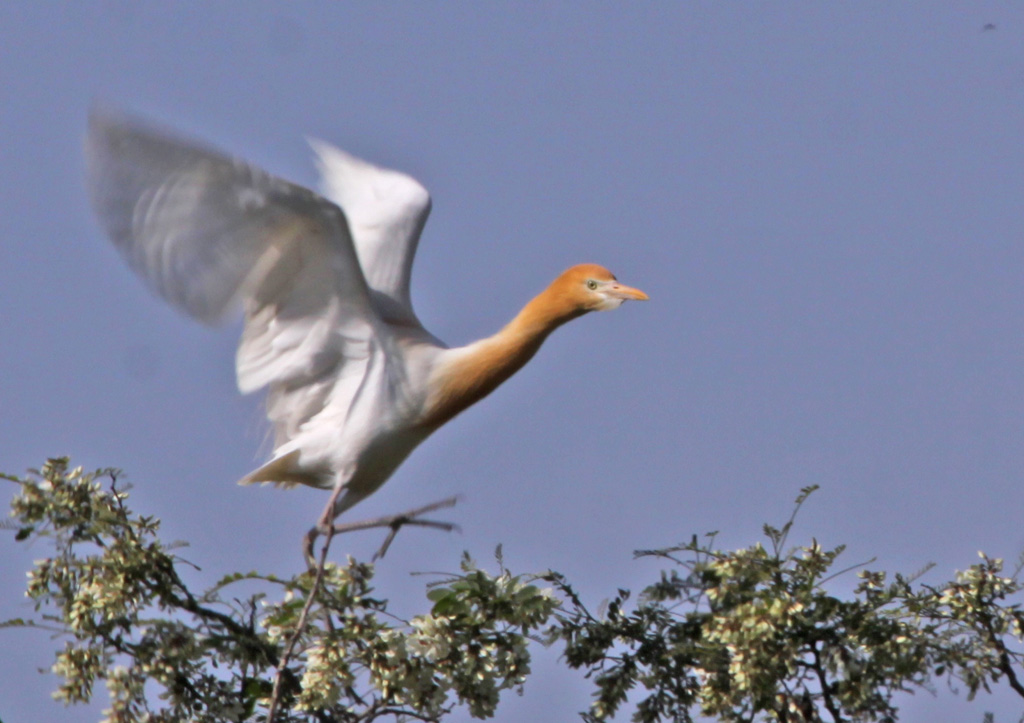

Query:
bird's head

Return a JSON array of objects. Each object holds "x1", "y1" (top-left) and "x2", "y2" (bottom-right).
[{"x1": 554, "y1": 263, "x2": 649, "y2": 312}]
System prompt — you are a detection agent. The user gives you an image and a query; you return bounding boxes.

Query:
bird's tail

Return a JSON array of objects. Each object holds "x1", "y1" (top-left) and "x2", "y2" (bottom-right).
[{"x1": 237, "y1": 450, "x2": 331, "y2": 490}]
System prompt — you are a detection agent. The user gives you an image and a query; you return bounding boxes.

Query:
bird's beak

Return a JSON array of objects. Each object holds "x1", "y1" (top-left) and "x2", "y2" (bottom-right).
[{"x1": 608, "y1": 283, "x2": 649, "y2": 301}]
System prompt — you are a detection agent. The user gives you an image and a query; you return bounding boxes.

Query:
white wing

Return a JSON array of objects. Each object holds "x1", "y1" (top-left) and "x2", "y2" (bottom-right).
[
  {"x1": 309, "y1": 139, "x2": 431, "y2": 327},
  {"x1": 86, "y1": 109, "x2": 383, "y2": 450}
]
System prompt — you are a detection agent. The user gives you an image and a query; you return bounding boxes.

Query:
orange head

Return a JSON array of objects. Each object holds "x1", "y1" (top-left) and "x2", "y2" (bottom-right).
[{"x1": 550, "y1": 263, "x2": 649, "y2": 312}]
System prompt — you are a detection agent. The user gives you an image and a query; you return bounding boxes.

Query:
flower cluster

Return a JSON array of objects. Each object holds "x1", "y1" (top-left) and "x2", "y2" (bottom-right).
[
  {"x1": 276, "y1": 552, "x2": 559, "y2": 719},
  {"x1": 10, "y1": 461, "x2": 1024, "y2": 722},
  {"x1": 7, "y1": 461, "x2": 564, "y2": 722}
]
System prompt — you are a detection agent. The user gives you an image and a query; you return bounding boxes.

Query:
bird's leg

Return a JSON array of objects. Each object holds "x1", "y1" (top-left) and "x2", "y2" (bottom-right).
[
  {"x1": 303, "y1": 482, "x2": 350, "y2": 566},
  {"x1": 303, "y1": 492, "x2": 461, "y2": 565}
]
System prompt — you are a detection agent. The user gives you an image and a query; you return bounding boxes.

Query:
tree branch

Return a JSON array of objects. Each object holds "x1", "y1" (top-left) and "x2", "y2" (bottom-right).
[
  {"x1": 265, "y1": 524, "x2": 337, "y2": 722},
  {"x1": 811, "y1": 642, "x2": 845, "y2": 723}
]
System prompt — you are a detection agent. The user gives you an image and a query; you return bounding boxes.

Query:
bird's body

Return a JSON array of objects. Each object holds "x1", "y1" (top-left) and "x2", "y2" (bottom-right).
[{"x1": 86, "y1": 110, "x2": 647, "y2": 530}]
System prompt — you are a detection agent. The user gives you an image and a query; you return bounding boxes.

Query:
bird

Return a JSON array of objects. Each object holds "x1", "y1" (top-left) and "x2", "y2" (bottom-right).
[{"x1": 85, "y1": 109, "x2": 648, "y2": 557}]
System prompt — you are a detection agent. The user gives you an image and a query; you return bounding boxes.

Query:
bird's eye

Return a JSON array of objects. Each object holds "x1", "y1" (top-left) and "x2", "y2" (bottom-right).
[{"x1": 586, "y1": 279, "x2": 598, "y2": 290}]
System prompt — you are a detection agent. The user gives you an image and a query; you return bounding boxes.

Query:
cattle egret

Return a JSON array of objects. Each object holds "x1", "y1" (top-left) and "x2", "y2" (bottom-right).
[{"x1": 85, "y1": 110, "x2": 648, "y2": 557}]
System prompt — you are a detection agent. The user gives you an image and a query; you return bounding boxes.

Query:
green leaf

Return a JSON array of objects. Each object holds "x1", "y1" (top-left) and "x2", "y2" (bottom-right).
[{"x1": 427, "y1": 587, "x2": 452, "y2": 602}]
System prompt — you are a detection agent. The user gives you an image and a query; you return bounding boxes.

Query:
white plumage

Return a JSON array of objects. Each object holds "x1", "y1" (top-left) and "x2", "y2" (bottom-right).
[{"x1": 85, "y1": 109, "x2": 647, "y2": 539}]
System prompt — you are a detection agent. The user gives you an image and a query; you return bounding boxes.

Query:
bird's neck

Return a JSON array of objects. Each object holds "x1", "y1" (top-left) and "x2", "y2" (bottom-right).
[{"x1": 421, "y1": 284, "x2": 585, "y2": 428}]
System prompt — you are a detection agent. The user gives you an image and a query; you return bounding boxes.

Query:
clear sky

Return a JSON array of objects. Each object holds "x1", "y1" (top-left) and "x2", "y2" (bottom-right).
[{"x1": 3, "y1": 3, "x2": 1024, "y2": 721}]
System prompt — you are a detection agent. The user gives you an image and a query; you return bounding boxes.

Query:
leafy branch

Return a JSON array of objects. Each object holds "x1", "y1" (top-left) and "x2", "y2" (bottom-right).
[
  {"x1": 6, "y1": 458, "x2": 1024, "y2": 722},
  {"x1": 4, "y1": 459, "x2": 557, "y2": 722}
]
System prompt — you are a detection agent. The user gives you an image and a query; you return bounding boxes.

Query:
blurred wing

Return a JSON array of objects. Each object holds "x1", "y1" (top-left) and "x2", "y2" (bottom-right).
[
  {"x1": 86, "y1": 109, "x2": 381, "y2": 447},
  {"x1": 309, "y1": 139, "x2": 431, "y2": 326}
]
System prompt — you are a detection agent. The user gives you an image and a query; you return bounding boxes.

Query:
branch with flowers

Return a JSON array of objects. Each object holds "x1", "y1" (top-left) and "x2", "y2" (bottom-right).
[{"x1": 5, "y1": 460, "x2": 1024, "y2": 722}]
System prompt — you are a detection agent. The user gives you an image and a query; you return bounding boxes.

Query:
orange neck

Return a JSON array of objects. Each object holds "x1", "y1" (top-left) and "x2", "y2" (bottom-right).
[{"x1": 421, "y1": 282, "x2": 586, "y2": 428}]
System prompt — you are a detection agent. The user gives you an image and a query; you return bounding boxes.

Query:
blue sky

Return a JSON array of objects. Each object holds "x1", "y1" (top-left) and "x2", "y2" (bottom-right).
[{"x1": 3, "y1": 3, "x2": 1024, "y2": 721}]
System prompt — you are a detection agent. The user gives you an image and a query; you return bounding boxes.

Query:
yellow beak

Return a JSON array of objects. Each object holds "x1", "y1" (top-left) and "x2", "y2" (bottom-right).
[{"x1": 608, "y1": 283, "x2": 649, "y2": 301}]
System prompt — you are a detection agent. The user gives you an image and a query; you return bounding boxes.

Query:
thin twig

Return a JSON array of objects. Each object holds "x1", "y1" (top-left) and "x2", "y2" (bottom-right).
[
  {"x1": 330, "y1": 496, "x2": 460, "y2": 535},
  {"x1": 304, "y1": 495, "x2": 460, "y2": 564},
  {"x1": 265, "y1": 523, "x2": 337, "y2": 722}
]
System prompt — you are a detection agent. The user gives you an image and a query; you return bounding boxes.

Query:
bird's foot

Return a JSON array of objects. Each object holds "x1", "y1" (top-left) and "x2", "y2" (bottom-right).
[{"x1": 303, "y1": 496, "x2": 461, "y2": 565}]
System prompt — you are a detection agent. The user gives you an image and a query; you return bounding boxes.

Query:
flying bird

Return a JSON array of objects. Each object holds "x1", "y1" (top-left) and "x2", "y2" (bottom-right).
[{"x1": 85, "y1": 110, "x2": 648, "y2": 555}]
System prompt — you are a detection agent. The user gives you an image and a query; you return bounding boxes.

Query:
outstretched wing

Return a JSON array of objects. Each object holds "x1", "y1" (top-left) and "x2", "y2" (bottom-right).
[
  {"x1": 308, "y1": 139, "x2": 431, "y2": 327},
  {"x1": 85, "y1": 109, "x2": 382, "y2": 451}
]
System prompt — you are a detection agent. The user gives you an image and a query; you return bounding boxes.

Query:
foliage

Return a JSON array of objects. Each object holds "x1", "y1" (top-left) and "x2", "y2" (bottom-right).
[
  {"x1": 548, "y1": 486, "x2": 1024, "y2": 722},
  {"x1": 3, "y1": 459, "x2": 556, "y2": 722},
  {"x1": 5, "y1": 461, "x2": 1024, "y2": 722}
]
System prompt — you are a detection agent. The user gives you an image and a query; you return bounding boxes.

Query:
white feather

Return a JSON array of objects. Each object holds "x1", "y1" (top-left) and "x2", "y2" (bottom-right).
[
  {"x1": 86, "y1": 110, "x2": 443, "y2": 509},
  {"x1": 308, "y1": 138, "x2": 431, "y2": 326},
  {"x1": 85, "y1": 110, "x2": 645, "y2": 521}
]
